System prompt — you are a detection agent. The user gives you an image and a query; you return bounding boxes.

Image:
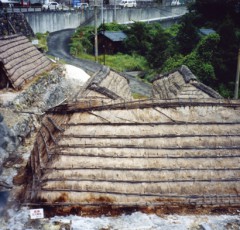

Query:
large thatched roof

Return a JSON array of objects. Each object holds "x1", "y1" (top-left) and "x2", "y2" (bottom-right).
[
  {"x1": 21, "y1": 65, "x2": 240, "y2": 216},
  {"x1": 0, "y1": 34, "x2": 52, "y2": 90}
]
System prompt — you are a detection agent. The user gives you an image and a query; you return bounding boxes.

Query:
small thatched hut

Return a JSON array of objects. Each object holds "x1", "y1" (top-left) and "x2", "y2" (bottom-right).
[
  {"x1": 21, "y1": 65, "x2": 240, "y2": 216},
  {"x1": 152, "y1": 65, "x2": 222, "y2": 99},
  {"x1": 76, "y1": 66, "x2": 132, "y2": 100},
  {"x1": 0, "y1": 34, "x2": 52, "y2": 90}
]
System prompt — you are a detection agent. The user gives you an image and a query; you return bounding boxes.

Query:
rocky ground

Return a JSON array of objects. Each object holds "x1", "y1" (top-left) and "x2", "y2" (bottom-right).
[
  {"x1": 2, "y1": 208, "x2": 240, "y2": 229},
  {"x1": 0, "y1": 64, "x2": 91, "y2": 229}
]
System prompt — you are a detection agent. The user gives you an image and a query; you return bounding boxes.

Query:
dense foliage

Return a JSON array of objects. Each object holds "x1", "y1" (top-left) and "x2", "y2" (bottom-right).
[
  {"x1": 70, "y1": 1, "x2": 240, "y2": 97},
  {"x1": 124, "y1": 22, "x2": 170, "y2": 68},
  {"x1": 70, "y1": 26, "x2": 94, "y2": 55},
  {"x1": 162, "y1": 0, "x2": 240, "y2": 97},
  {"x1": 69, "y1": 23, "x2": 149, "y2": 72},
  {"x1": 184, "y1": 0, "x2": 240, "y2": 97}
]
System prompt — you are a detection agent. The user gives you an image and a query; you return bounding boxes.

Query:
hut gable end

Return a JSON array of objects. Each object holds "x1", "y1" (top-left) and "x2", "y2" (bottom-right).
[
  {"x1": 152, "y1": 65, "x2": 222, "y2": 100},
  {"x1": 78, "y1": 66, "x2": 132, "y2": 100}
]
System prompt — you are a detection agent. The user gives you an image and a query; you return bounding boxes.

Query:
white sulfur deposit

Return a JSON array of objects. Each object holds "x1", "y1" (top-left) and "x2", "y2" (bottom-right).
[{"x1": 64, "y1": 64, "x2": 90, "y2": 85}]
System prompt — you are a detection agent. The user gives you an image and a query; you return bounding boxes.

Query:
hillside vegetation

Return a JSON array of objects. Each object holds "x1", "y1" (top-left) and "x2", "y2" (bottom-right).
[{"x1": 70, "y1": 0, "x2": 240, "y2": 98}]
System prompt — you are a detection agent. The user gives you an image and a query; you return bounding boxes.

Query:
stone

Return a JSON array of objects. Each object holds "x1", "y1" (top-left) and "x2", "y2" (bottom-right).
[{"x1": 200, "y1": 223, "x2": 213, "y2": 230}]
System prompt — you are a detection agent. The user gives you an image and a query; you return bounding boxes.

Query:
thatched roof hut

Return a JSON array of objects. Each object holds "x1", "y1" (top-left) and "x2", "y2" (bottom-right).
[
  {"x1": 0, "y1": 34, "x2": 52, "y2": 90},
  {"x1": 75, "y1": 66, "x2": 132, "y2": 101},
  {"x1": 21, "y1": 66, "x2": 240, "y2": 216},
  {"x1": 152, "y1": 65, "x2": 222, "y2": 99}
]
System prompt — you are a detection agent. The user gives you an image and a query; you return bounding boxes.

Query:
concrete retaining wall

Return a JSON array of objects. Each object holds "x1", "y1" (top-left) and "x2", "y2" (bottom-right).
[
  {"x1": 24, "y1": 11, "x2": 93, "y2": 33},
  {"x1": 25, "y1": 6, "x2": 187, "y2": 33}
]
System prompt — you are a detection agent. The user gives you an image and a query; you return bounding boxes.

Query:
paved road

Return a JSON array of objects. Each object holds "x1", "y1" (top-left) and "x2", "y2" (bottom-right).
[
  {"x1": 47, "y1": 29, "x2": 102, "y2": 75},
  {"x1": 47, "y1": 29, "x2": 152, "y2": 96}
]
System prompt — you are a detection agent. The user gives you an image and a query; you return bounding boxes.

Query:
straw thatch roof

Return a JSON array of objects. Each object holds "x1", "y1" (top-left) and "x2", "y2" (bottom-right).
[
  {"x1": 23, "y1": 98, "x2": 240, "y2": 214},
  {"x1": 152, "y1": 65, "x2": 222, "y2": 99},
  {"x1": 0, "y1": 34, "x2": 52, "y2": 90},
  {"x1": 21, "y1": 65, "x2": 240, "y2": 216},
  {"x1": 76, "y1": 66, "x2": 132, "y2": 100}
]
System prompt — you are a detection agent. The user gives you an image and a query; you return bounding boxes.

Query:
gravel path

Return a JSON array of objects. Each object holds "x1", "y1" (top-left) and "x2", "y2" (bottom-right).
[{"x1": 47, "y1": 29, "x2": 152, "y2": 97}]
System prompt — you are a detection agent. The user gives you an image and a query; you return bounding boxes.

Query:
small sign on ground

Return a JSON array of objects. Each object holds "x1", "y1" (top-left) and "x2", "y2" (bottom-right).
[{"x1": 29, "y1": 208, "x2": 44, "y2": 219}]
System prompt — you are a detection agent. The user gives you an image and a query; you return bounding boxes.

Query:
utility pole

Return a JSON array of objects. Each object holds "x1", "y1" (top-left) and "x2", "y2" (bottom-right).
[
  {"x1": 114, "y1": 0, "x2": 116, "y2": 22},
  {"x1": 101, "y1": 0, "x2": 103, "y2": 24},
  {"x1": 94, "y1": 0, "x2": 98, "y2": 63},
  {"x1": 234, "y1": 48, "x2": 240, "y2": 99}
]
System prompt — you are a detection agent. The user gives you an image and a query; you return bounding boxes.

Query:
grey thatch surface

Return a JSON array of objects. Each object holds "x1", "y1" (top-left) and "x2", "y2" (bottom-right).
[
  {"x1": 191, "y1": 82, "x2": 223, "y2": 99},
  {"x1": 77, "y1": 66, "x2": 132, "y2": 100},
  {"x1": 178, "y1": 65, "x2": 197, "y2": 83},
  {"x1": 152, "y1": 65, "x2": 222, "y2": 99},
  {"x1": 24, "y1": 98, "x2": 240, "y2": 212},
  {"x1": 0, "y1": 34, "x2": 52, "y2": 90}
]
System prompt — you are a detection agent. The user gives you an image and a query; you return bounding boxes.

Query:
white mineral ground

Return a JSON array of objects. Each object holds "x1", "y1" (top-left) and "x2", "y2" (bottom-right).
[
  {"x1": 64, "y1": 64, "x2": 90, "y2": 84},
  {"x1": 2, "y1": 208, "x2": 240, "y2": 230}
]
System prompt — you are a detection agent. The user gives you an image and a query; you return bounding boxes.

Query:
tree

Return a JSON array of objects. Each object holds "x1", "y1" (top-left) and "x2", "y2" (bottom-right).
[
  {"x1": 183, "y1": 52, "x2": 216, "y2": 87},
  {"x1": 161, "y1": 54, "x2": 184, "y2": 73},
  {"x1": 192, "y1": 0, "x2": 240, "y2": 27},
  {"x1": 213, "y1": 16, "x2": 239, "y2": 86},
  {"x1": 175, "y1": 14, "x2": 200, "y2": 55},
  {"x1": 70, "y1": 26, "x2": 94, "y2": 55},
  {"x1": 124, "y1": 22, "x2": 170, "y2": 68},
  {"x1": 162, "y1": 33, "x2": 220, "y2": 88},
  {"x1": 98, "y1": 22, "x2": 127, "y2": 32},
  {"x1": 124, "y1": 22, "x2": 152, "y2": 56},
  {"x1": 146, "y1": 24, "x2": 170, "y2": 68},
  {"x1": 196, "y1": 33, "x2": 220, "y2": 62}
]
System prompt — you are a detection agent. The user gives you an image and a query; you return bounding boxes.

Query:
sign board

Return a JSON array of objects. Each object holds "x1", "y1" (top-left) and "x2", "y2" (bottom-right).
[
  {"x1": 31, "y1": 39, "x2": 39, "y2": 45},
  {"x1": 30, "y1": 209, "x2": 44, "y2": 219}
]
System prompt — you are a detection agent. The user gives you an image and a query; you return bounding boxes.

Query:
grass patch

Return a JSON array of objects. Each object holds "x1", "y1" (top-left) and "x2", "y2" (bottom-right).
[
  {"x1": 34, "y1": 32, "x2": 49, "y2": 52},
  {"x1": 132, "y1": 92, "x2": 149, "y2": 99},
  {"x1": 77, "y1": 52, "x2": 149, "y2": 72},
  {"x1": 77, "y1": 53, "x2": 96, "y2": 62}
]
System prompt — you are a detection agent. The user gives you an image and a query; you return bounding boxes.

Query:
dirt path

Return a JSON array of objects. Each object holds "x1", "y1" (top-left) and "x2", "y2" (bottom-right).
[{"x1": 47, "y1": 29, "x2": 152, "y2": 97}]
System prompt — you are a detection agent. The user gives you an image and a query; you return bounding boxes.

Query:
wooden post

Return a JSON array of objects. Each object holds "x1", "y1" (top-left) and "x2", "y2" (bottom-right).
[
  {"x1": 234, "y1": 48, "x2": 240, "y2": 99},
  {"x1": 94, "y1": 0, "x2": 98, "y2": 63}
]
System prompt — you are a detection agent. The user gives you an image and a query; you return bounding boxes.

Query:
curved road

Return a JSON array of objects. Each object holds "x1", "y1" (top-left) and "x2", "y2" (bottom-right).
[
  {"x1": 47, "y1": 29, "x2": 152, "y2": 96},
  {"x1": 47, "y1": 29, "x2": 102, "y2": 75}
]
